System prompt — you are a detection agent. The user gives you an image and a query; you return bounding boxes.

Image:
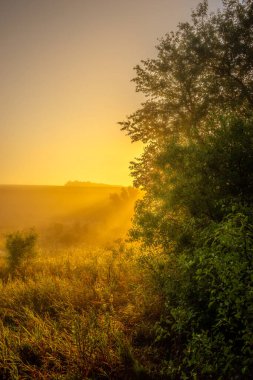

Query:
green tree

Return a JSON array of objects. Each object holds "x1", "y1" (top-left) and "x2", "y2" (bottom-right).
[
  {"x1": 130, "y1": 116, "x2": 253, "y2": 252},
  {"x1": 120, "y1": 0, "x2": 253, "y2": 250},
  {"x1": 120, "y1": 1, "x2": 253, "y2": 378},
  {"x1": 121, "y1": 0, "x2": 253, "y2": 145}
]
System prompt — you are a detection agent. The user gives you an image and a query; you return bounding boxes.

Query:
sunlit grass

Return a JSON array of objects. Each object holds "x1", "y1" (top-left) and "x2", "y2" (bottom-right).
[{"x1": 0, "y1": 242, "x2": 163, "y2": 379}]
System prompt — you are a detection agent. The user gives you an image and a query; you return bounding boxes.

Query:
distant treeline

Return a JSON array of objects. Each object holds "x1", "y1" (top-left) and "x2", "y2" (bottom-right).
[{"x1": 65, "y1": 180, "x2": 122, "y2": 188}]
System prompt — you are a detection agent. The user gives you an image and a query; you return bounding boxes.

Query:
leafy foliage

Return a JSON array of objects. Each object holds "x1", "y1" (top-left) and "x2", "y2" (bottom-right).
[
  {"x1": 129, "y1": 116, "x2": 253, "y2": 252},
  {"x1": 120, "y1": 1, "x2": 253, "y2": 378},
  {"x1": 155, "y1": 209, "x2": 253, "y2": 378},
  {"x1": 121, "y1": 0, "x2": 253, "y2": 145}
]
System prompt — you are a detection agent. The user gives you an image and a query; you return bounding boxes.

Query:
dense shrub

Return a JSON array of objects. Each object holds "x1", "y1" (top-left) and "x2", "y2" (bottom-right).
[
  {"x1": 5, "y1": 230, "x2": 37, "y2": 270},
  {"x1": 154, "y1": 208, "x2": 253, "y2": 378}
]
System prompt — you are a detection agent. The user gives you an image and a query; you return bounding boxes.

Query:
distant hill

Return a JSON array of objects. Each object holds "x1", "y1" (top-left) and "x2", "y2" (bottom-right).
[{"x1": 65, "y1": 181, "x2": 122, "y2": 188}]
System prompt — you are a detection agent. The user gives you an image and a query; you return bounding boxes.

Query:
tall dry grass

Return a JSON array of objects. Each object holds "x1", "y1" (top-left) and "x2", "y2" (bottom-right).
[{"x1": 0, "y1": 242, "x2": 163, "y2": 379}]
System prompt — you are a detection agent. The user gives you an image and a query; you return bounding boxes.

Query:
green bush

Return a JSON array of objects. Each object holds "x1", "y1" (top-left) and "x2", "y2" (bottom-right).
[
  {"x1": 5, "y1": 230, "x2": 37, "y2": 270},
  {"x1": 154, "y1": 208, "x2": 253, "y2": 379}
]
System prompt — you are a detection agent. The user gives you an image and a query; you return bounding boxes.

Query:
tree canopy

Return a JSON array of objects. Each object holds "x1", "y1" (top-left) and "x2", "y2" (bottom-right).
[
  {"x1": 121, "y1": 1, "x2": 253, "y2": 378},
  {"x1": 121, "y1": 0, "x2": 253, "y2": 144},
  {"x1": 120, "y1": 0, "x2": 253, "y2": 250}
]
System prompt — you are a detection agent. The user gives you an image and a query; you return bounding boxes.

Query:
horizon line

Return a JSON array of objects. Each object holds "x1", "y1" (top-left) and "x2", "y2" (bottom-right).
[{"x1": 0, "y1": 181, "x2": 132, "y2": 188}]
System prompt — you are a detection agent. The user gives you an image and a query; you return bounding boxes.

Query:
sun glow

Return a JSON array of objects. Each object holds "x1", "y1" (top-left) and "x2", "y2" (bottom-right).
[{"x1": 0, "y1": 0, "x2": 221, "y2": 186}]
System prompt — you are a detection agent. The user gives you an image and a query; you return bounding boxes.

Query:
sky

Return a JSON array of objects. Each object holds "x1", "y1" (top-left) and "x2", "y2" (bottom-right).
[{"x1": 0, "y1": 0, "x2": 222, "y2": 186}]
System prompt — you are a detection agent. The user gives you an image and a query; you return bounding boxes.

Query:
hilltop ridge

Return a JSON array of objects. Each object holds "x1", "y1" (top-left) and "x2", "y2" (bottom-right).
[{"x1": 64, "y1": 180, "x2": 123, "y2": 188}]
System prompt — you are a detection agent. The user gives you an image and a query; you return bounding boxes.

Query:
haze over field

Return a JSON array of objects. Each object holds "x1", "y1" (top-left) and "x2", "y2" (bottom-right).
[{"x1": 0, "y1": 183, "x2": 139, "y2": 248}]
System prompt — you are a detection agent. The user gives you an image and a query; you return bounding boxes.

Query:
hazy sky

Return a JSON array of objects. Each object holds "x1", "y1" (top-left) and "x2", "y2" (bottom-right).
[{"x1": 1, "y1": 0, "x2": 222, "y2": 186}]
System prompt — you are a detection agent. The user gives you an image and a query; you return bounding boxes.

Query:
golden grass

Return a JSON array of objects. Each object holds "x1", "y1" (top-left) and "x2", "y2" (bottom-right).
[{"x1": 0, "y1": 242, "x2": 163, "y2": 379}]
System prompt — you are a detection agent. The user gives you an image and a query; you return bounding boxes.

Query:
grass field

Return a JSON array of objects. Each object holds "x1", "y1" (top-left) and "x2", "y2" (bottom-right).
[
  {"x1": 0, "y1": 184, "x2": 165, "y2": 379},
  {"x1": 0, "y1": 242, "x2": 165, "y2": 379}
]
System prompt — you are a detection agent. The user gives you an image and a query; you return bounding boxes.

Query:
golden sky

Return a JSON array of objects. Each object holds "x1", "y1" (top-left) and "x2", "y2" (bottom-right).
[{"x1": 0, "y1": 0, "x2": 222, "y2": 186}]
